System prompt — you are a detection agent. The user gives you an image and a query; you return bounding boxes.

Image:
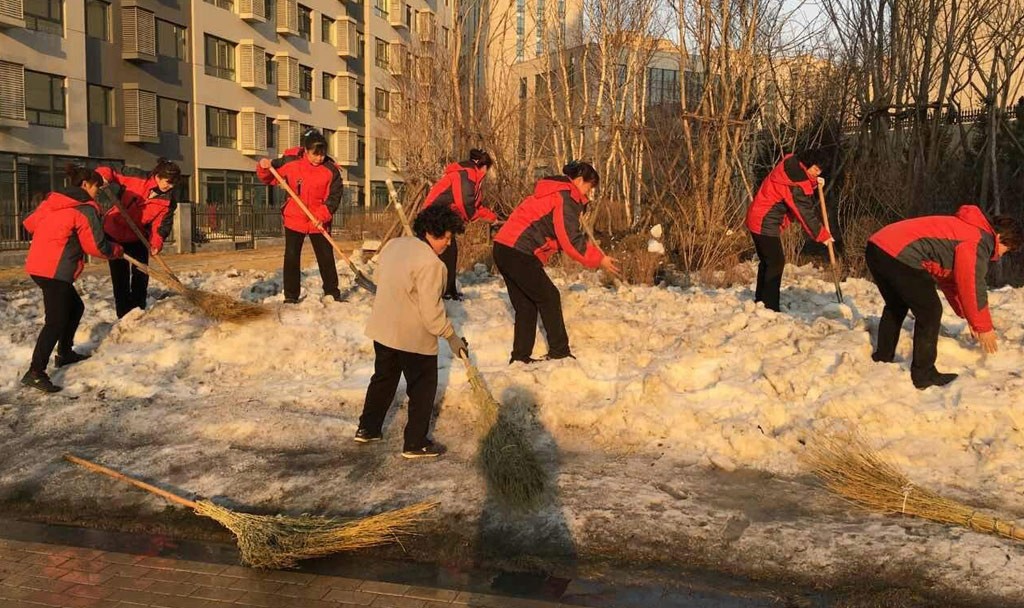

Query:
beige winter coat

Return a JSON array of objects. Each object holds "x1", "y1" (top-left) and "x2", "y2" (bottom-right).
[{"x1": 365, "y1": 236, "x2": 454, "y2": 355}]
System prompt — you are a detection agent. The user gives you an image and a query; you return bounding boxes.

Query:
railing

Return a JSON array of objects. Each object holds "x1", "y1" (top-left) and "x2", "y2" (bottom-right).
[
  {"x1": 840, "y1": 105, "x2": 1019, "y2": 133},
  {"x1": 191, "y1": 203, "x2": 395, "y2": 246},
  {"x1": 0, "y1": 211, "x2": 31, "y2": 251}
]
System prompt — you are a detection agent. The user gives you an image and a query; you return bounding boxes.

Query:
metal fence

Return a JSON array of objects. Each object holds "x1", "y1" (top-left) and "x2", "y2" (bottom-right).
[{"x1": 191, "y1": 203, "x2": 394, "y2": 248}]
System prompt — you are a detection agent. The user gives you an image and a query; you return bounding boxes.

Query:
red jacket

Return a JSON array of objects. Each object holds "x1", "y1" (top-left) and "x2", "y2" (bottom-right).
[
  {"x1": 745, "y1": 154, "x2": 830, "y2": 242},
  {"x1": 493, "y1": 176, "x2": 603, "y2": 267},
  {"x1": 96, "y1": 166, "x2": 178, "y2": 250},
  {"x1": 256, "y1": 147, "x2": 345, "y2": 234},
  {"x1": 423, "y1": 162, "x2": 497, "y2": 222},
  {"x1": 24, "y1": 188, "x2": 123, "y2": 283},
  {"x1": 869, "y1": 205, "x2": 1002, "y2": 332}
]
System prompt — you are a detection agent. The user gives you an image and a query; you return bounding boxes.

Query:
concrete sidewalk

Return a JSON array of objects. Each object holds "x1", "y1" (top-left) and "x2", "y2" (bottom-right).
[{"x1": 0, "y1": 536, "x2": 583, "y2": 608}]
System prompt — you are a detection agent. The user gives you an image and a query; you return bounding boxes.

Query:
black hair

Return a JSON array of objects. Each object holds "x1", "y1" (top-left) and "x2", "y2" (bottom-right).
[
  {"x1": 413, "y1": 203, "x2": 465, "y2": 240},
  {"x1": 303, "y1": 129, "x2": 328, "y2": 156},
  {"x1": 150, "y1": 158, "x2": 182, "y2": 183},
  {"x1": 468, "y1": 148, "x2": 493, "y2": 168},
  {"x1": 992, "y1": 215, "x2": 1022, "y2": 252},
  {"x1": 563, "y1": 160, "x2": 599, "y2": 188},
  {"x1": 795, "y1": 148, "x2": 827, "y2": 170},
  {"x1": 65, "y1": 164, "x2": 103, "y2": 188}
]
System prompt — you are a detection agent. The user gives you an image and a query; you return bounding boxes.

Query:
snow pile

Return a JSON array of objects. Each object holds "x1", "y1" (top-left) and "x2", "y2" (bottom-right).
[{"x1": 1, "y1": 260, "x2": 1024, "y2": 598}]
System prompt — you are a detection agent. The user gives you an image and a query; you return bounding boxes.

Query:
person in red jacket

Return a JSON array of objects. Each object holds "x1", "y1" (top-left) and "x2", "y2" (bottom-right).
[
  {"x1": 21, "y1": 166, "x2": 123, "y2": 393},
  {"x1": 97, "y1": 158, "x2": 181, "y2": 318},
  {"x1": 492, "y1": 161, "x2": 620, "y2": 364},
  {"x1": 866, "y1": 206, "x2": 1021, "y2": 389},
  {"x1": 257, "y1": 129, "x2": 345, "y2": 303},
  {"x1": 744, "y1": 149, "x2": 834, "y2": 311},
  {"x1": 421, "y1": 149, "x2": 498, "y2": 300}
]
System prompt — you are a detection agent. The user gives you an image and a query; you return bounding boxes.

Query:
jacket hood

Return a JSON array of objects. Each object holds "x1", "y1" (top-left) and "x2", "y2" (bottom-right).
[
  {"x1": 445, "y1": 162, "x2": 486, "y2": 182},
  {"x1": 955, "y1": 204, "x2": 1000, "y2": 260},
  {"x1": 533, "y1": 175, "x2": 588, "y2": 204},
  {"x1": 772, "y1": 153, "x2": 812, "y2": 188},
  {"x1": 283, "y1": 146, "x2": 306, "y2": 158},
  {"x1": 23, "y1": 188, "x2": 98, "y2": 233}
]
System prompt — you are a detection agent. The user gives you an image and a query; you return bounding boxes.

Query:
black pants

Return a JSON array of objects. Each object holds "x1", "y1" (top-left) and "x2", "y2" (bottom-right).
[
  {"x1": 284, "y1": 227, "x2": 340, "y2": 300},
  {"x1": 358, "y1": 342, "x2": 438, "y2": 451},
  {"x1": 108, "y1": 240, "x2": 150, "y2": 318},
  {"x1": 751, "y1": 232, "x2": 785, "y2": 312},
  {"x1": 439, "y1": 236, "x2": 459, "y2": 297},
  {"x1": 493, "y1": 242, "x2": 570, "y2": 361},
  {"x1": 865, "y1": 243, "x2": 942, "y2": 380},
  {"x1": 29, "y1": 276, "x2": 84, "y2": 372}
]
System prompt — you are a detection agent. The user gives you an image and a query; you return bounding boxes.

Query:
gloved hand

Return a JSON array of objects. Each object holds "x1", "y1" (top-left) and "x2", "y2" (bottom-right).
[{"x1": 446, "y1": 334, "x2": 469, "y2": 358}]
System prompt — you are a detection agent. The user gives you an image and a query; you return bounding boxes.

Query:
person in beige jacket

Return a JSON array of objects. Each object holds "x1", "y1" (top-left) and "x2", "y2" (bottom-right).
[{"x1": 355, "y1": 204, "x2": 469, "y2": 459}]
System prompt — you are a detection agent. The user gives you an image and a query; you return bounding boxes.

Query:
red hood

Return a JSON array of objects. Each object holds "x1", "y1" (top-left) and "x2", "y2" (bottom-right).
[
  {"x1": 24, "y1": 189, "x2": 99, "y2": 234},
  {"x1": 771, "y1": 153, "x2": 811, "y2": 187},
  {"x1": 445, "y1": 162, "x2": 486, "y2": 183},
  {"x1": 955, "y1": 204, "x2": 1000, "y2": 260},
  {"x1": 283, "y1": 146, "x2": 305, "y2": 158},
  {"x1": 533, "y1": 176, "x2": 588, "y2": 204}
]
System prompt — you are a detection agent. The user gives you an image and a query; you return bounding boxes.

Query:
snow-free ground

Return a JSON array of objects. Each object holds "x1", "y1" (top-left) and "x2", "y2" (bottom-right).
[{"x1": 2, "y1": 257, "x2": 1024, "y2": 605}]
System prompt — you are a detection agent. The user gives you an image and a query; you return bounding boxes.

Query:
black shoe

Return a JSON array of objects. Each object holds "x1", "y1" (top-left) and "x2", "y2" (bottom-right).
[
  {"x1": 871, "y1": 352, "x2": 893, "y2": 363},
  {"x1": 21, "y1": 369, "x2": 61, "y2": 393},
  {"x1": 354, "y1": 428, "x2": 383, "y2": 443},
  {"x1": 912, "y1": 369, "x2": 958, "y2": 390},
  {"x1": 327, "y1": 293, "x2": 345, "y2": 302},
  {"x1": 442, "y1": 293, "x2": 464, "y2": 301},
  {"x1": 283, "y1": 297, "x2": 300, "y2": 304},
  {"x1": 55, "y1": 351, "x2": 91, "y2": 368},
  {"x1": 509, "y1": 356, "x2": 540, "y2": 365},
  {"x1": 402, "y1": 441, "x2": 446, "y2": 459},
  {"x1": 544, "y1": 352, "x2": 576, "y2": 361}
]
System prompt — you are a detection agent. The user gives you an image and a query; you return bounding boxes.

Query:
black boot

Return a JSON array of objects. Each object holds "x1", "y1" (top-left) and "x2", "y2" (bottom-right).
[
  {"x1": 55, "y1": 351, "x2": 91, "y2": 368},
  {"x1": 871, "y1": 352, "x2": 893, "y2": 363},
  {"x1": 912, "y1": 368, "x2": 958, "y2": 390},
  {"x1": 21, "y1": 369, "x2": 62, "y2": 393}
]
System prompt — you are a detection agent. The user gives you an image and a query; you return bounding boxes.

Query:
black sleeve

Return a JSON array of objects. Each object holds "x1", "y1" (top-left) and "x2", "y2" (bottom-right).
[
  {"x1": 156, "y1": 199, "x2": 178, "y2": 239},
  {"x1": 791, "y1": 186, "x2": 824, "y2": 236},
  {"x1": 782, "y1": 157, "x2": 806, "y2": 182},
  {"x1": 271, "y1": 155, "x2": 301, "y2": 169},
  {"x1": 324, "y1": 162, "x2": 344, "y2": 214}
]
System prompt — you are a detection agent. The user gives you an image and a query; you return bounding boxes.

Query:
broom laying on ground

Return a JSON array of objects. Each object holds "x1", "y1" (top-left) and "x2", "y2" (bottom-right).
[
  {"x1": 804, "y1": 433, "x2": 1024, "y2": 542},
  {"x1": 64, "y1": 454, "x2": 439, "y2": 569},
  {"x1": 389, "y1": 189, "x2": 547, "y2": 510},
  {"x1": 101, "y1": 188, "x2": 267, "y2": 323}
]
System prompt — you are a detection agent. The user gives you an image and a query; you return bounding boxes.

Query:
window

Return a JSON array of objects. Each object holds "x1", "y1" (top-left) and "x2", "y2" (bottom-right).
[
  {"x1": 206, "y1": 106, "x2": 237, "y2": 148},
  {"x1": 204, "y1": 0, "x2": 234, "y2": 9},
  {"x1": 373, "y1": 0, "x2": 387, "y2": 18},
  {"x1": 374, "y1": 38, "x2": 389, "y2": 69},
  {"x1": 615, "y1": 63, "x2": 627, "y2": 86},
  {"x1": 322, "y1": 73, "x2": 335, "y2": 101},
  {"x1": 515, "y1": 0, "x2": 524, "y2": 60},
  {"x1": 87, "y1": 85, "x2": 113, "y2": 125},
  {"x1": 321, "y1": 15, "x2": 334, "y2": 43},
  {"x1": 370, "y1": 181, "x2": 388, "y2": 206},
  {"x1": 300, "y1": 65, "x2": 313, "y2": 100},
  {"x1": 157, "y1": 19, "x2": 188, "y2": 60},
  {"x1": 298, "y1": 4, "x2": 311, "y2": 40},
  {"x1": 266, "y1": 117, "x2": 276, "y2": 148},
  {"x1": 375, "y1": 138, "x2": 392, "y2": 167},
  {"x1": 25, "y1": 70, "x2": 65, "y2": 127},
  {"x1": 358, "y1": 33, "x2": 365, "y2": 58},
  {"x1": 358, "y1": 135, "x2": 365, "y2": 162},
  {"x1": 85, "y1": 0, "x2": 109, "y2": 40},
  {"x1": 24, "y1": 0, "x2": 63, "y2": 35},
  {"x1": 357, "y1": 83, "x2": 365, "y2": 109},
  {"x1": 535, "y1": 0, "x2": 545, "y2": 55},
  {"x1": 519, "y1": 77, "x2": 527, "y2": 99},
  {"x1": 264, "y1": 0, "x2": 274, "y2": 21},
  {"x1": 323, "y1": 127, "x2": 336, "y2": 156},
  {"x1": 200, "y1": 170, "x2": 268, "y2": 209},
  {"x1": 374, "y1": 88, "x2": 390, "y2": 118},
  {"x1": 158, "y1": 97, "x2": 189, "y2": 135},
  {"x1": 405, "y1": 5, "x2": 412, "y2": 27},
  {"x1": 647, "y1": 67, "x2": 680, "y2": 105},
  {"x1": 205, "y1": 35, "x2": 236, "y2": 80},
  {"x1": 442, "y1": 26, "x2": 450, "y2": 49},
  {"x1": 265, "y1": 53, "x2": 276, "y2": 85}
]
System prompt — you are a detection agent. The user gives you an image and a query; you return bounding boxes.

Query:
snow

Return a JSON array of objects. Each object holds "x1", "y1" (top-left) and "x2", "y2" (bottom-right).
[{"x1": 1, "y1": 259, "x2": 1024, "y2": 600}]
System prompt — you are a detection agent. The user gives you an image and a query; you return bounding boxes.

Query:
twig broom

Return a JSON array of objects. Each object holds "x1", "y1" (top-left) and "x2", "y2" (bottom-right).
[
  {"x1": 101, "y1": 187, "x2": 267, "y2": 323},
  {"x1": 64, "y1": 453, "x2": 439, "y2": 568},
  {"x1": 390, "y1": 193, "x2": 547, "y2": 510},
  {"x1": 804, "y1": 434, "x2": 1024, "y2": 542}
]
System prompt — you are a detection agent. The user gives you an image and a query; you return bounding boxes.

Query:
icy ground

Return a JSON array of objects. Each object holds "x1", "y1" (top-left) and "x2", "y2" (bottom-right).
[{"x1": 1, "y1": 260, "x2": 1024, "y2": 603}]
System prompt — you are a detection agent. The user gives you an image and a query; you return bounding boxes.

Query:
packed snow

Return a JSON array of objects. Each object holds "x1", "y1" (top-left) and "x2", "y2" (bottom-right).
[{"x1": 1, "y1": 257, "x2": 1024, "y2": 602}]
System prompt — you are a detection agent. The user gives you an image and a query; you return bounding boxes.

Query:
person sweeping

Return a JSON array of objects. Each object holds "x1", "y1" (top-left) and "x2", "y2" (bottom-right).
[
  {"x1": 354, "y1": 204, "x2": 468, "y2": 459},
  {"x1": 744, "y1": 149, "x2": 834, "y2": 311},
  {"x1": 866, "y1": 206, "x2": 1020, "y2": 389},
  {"x1": 21, "y1": 166, "x2": 123, "y2": 393},
  {"x1": 492, "y1": 160, "x2": 620, "y2": 364},
  {"x1": 257, "y1": 129, "x2": 345, "y2": 303},
  {"x1": 421, "y1": 149, "x2": 498, "y2": 300},
  {"x1": 97, "y1": 159, "x2": 180, "y2": 318}
]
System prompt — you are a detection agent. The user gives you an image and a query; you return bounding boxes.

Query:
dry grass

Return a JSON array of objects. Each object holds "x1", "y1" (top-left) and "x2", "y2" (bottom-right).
[
  {"x1": 462, "y1": 359, "x2": 548, "y2": 511},
  {"x1": 194, "y1": 500, "x2": 440, "y2": 569},
  {"x1": 458, "y1": 222, "x2": 494, "y2": 272},
  {"x1": 803, "y1": 433, "x2": 1024, "y2": 542},
  {"x1": 606, "y1": 233, "x2": 663, "y2": 285}
]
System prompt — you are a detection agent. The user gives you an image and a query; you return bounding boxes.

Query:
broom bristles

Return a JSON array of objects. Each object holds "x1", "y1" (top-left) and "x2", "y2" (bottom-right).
[
  {"x1": 804, "y1": 434, "x2": 1024, "y2": 542},
  {"x1": 466, "y1": 363, "x2": 548, "y2": 510},
  {"x1": 140, "y1": 264, "x2": 268, "y2": 323},
  {"x1": 193, "y1": 500, "x2": 439, "y2": 569}
]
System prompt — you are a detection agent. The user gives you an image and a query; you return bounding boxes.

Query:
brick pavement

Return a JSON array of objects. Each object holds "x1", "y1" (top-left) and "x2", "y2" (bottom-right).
[{"x1": 0, "y1": 538, "x2": 584, "y2": 608}]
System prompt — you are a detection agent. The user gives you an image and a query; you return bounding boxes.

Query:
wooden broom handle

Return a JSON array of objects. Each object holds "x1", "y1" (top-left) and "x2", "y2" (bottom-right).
[
  {"x1": 63, "y1": 454, "x2": 199, "y2": 510},
  {"x1": 267, "y1": 165, "x2": 361, "y2": 274},
  {"x1": 817, "y1": 183, "x2": 838, "y2": 268},
  {"x1": 101, "y1": 186, "x2": 177, "y2": 278},
  {"x1": 387, "y1": 180, "x2": 414, "y2": 237}
]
